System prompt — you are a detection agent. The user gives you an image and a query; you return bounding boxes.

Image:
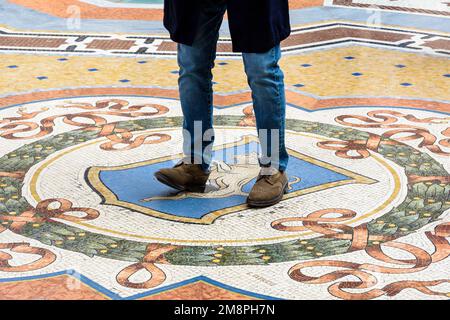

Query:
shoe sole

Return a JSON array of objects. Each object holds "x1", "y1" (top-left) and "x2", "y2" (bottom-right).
[
  {"x1": 246, "y1": 183, "x2": 289, "y2": 208},
  {"x1": 154, "y1": 171, "x2": 206, "y2": 193}
]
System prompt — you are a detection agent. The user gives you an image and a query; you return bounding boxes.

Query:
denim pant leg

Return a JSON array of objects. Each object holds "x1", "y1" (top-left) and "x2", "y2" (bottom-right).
[
  {"x1": 177, "y1": 1, "x2": 226, "y2": 172},
  {"x1": 242, "y1": 45, "x2": 289, "y2": 172}
]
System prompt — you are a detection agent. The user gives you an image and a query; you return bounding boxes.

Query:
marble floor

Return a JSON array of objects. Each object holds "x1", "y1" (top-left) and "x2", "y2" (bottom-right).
[{"x1": 0, "y1": 0, "x2": 449, "y2": 300}]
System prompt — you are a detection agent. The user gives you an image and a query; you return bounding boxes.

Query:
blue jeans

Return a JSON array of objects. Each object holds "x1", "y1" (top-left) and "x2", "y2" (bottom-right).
[{"x1": 178, "y1": 0, "x2": 289, "y2": 172}]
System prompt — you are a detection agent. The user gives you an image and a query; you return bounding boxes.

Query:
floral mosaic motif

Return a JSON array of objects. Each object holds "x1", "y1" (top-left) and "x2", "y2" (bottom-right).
[{"x1": 288, "y1": 220, "x2": 450, "y2": 299}]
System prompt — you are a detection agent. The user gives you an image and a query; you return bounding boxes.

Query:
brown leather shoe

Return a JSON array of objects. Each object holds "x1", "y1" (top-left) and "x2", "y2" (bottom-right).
[
  {"x1": 154, "y1": 161, "x2": 210, "y2": 192},
  {"x1": 247, "y1": 169, "x2": 288, "y2": 207}
]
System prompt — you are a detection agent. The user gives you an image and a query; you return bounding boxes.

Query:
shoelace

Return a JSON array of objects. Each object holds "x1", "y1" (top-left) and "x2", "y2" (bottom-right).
[
  {"x1": 174, "y1": 160, "x2": 211, "y2": 175},
  {"x1": 256, "y1": 174, "x2": 273, "y2": 183}
]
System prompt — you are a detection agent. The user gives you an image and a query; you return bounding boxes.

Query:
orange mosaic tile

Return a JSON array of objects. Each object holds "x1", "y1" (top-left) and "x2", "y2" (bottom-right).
[
  {"x1": 9, "y1": 0, "x2": 323, "y2": 22},
  {"x1": 290, "y1": 0, "x2": 324, "y2": 9},
  {"x1": 425, "y1": 39, "x2": 450, "y2": 51},
  {"x1": 282, "y1": 27, "x2": 411, "y2": 47},
  {"x1": 1, "y1": 87, "x2": 448, "y2": 113},
  {"x1": 86, "y1": 39, "x2": 136, "y2": 50},
  {"x1": 141, "y1": 281, "x2": 257, "y2": 300},
  {"x1": 8, "y1": 0, "x2": 163, "y2": 21},
  {"x1": 0, "y1": 275, "x2": 108, "y2": 300},
  {"x1": 0, "y1": 37, "x2": 66, "y2": 48}
]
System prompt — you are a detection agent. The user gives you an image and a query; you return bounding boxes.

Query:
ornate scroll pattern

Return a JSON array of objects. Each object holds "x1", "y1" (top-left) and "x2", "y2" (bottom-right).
[
  {"x1": 272, "y1": 209, "x2": 391, "y2": 252},
  {"x1": 0, "y1": 107, "x2": 49, "y2": 125},
  {"x1": 317, "y1": 132, "x2": 399, "y2": 160},
  {"x1": 0, "y1": 242, "x2": 57, "y2": 272},
  {"x1": 97, "y1": 127, "x2": 171, "y2": 151},
  {"x1": 0, "y1": 115, "x2": 448, "y2": 266},
  {"x1": 239, "y1": 105, "x2": 256, "y2": 127},
  {"x1": 320, "y1": 110, "x2": 450, "y2": 158},
  {"x1": 0, "y1": 99, "x2": 170, "y2": 152},
  {"x1": 0, "y1": 187, "x2": 60, "y2": 275},
  {"x1": 116, "y1": 244, "x2": 178, "y2": 289},
  {"x1": 0, "y1": 171, "x2": 25, "y2": 179},
  {"x1": 280, "y1": 208, "x2": 450, "y2": 299},
  {"x1": 0, "y1": 198, "x2": 100, "y2": 233}
]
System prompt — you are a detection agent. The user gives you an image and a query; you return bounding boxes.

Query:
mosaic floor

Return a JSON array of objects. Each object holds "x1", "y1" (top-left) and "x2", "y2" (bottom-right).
[{"x1": 0, "y1": 0, "x2": 449, "y2": 300}]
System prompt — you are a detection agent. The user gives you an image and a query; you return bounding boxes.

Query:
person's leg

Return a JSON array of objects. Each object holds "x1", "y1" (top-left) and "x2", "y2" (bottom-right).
[
  {"x1": 242, "y1": 45, "x2": 289, "y2": 207},
  {"x1": 242, "y1": 45, "x2": 289, "y2": 172},
  {"x1": 178, "y1": 0, "x2": 227, "y2": 172}
]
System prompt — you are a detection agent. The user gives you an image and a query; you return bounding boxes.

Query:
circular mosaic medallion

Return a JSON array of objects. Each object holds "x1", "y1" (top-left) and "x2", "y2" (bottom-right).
[{"x1": 1, "y1": 96, "x2": 449, "y2": 266}]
